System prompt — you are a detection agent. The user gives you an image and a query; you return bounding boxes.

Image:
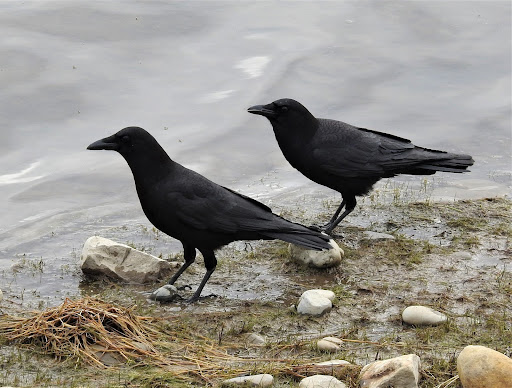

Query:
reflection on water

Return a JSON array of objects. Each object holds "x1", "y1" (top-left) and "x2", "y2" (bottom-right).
[
  {"x1": 0, "y1": 161, "x2": 44, "y2": 185},
  {"x1": 0, "y1": 1, "x2": 510, "y2": 305}
]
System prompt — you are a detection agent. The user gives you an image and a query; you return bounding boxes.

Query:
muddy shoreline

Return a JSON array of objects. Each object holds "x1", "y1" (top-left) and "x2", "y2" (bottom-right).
[{"x1": 0, "y1": 197, "x2": 511, "y2": 387}]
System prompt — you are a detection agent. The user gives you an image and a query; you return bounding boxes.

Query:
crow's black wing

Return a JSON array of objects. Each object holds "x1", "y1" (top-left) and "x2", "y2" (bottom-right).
[
  {"x1": 311, "y1": 120, "x2": 451, "y2": 178},
  {"x1": 168, "y1": 170, "x2": 286, "y2": 234},
  {"x1": 169, "y1": 172, "x2": 329, "y2": 250}
]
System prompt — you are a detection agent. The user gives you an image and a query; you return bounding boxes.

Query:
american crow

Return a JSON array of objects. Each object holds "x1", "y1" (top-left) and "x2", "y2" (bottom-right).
[
  {"x1": 87, "y1": 127, "x2": 331, "y2": 302},
  {"x1": 248, "y1": 98, "x2": 474, "y2": 234}
]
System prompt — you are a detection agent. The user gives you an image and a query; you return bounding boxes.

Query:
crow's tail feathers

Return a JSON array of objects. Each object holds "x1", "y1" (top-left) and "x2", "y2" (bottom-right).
[
  {"x1": 418, "y1": 153, "x2": 474, "y2": 173},
  {"x1": 264, "y1": 228, "x2": 332, "y2": 251}
]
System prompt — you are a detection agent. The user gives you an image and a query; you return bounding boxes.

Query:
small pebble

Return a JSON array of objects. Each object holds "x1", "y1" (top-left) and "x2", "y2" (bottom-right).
[
  {"x1": 402, "y1": 305, "x2": 447, "y2": 326},
  {"x1": 317, "y1": 337, "x2": 343, "y2": 352},
  {"x1": 317, "y1": 339, "x2": 341, "y2": 352},
  {"x1": 308, "y1": 289, "x2": 336, "y2": 301},
  {"x1": 321, "y1": 336, "x2": 343, "y2": 345},
  {"x1": 451, "y1": 251, "x2": 473, "y2": 260},
  {"x1": 299, "y1": 375, "x2": 347, "y2": 388},
  {"x1": 222, "y1": 374, "x2": 273, "y2": 387},
  {"x1": 297, "y1": 290, "x2": 333, "y2": 316},
  {"x1": 245, "y1": 333, "x2": 265, "y2": 345},
  {"x1": 289, "y1": 239, "x2": 343, "y2": 268},
  {"x1": 362, "y1": 231, "x2": 395, "y2": 241},
  {"x1": 316, "y1": 359, "x2": 351, "y2": 366},
  {"x1": 150, "y1": 284, "x2": 179, "y2": 302}
]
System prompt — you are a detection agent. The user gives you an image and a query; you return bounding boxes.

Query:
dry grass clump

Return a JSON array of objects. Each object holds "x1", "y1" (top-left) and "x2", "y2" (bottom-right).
[
  {"x1": 0, "y1": 298, "x2": 360, "y2": 385},
  {"x1": 0, "y1": 297, "x2": 162, "y2": 367}
]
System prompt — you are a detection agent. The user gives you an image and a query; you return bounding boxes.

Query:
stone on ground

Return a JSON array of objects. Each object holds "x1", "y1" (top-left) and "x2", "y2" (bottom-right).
[
  {"x1": 359, "y1": 354, "x2": 421, "y2": 388},
  {"x1": 245, "y1": 333, "x2": 266, "y2": 345},
  {"x1": 402, "y1": 305, "x2": 447, "y2": 326},
  {"x1": 317, "y1": 337, "x2": 344, "y2": 352},
  {"x1": 81, "y1": 236, "x2": 172, "y2": 283},
  {"x1": 299, "y1": 374, "x2": 347, "y2": 388},
  {"x1": 297, "y1": 289, "x2": 333, "y2": 316},
  {"x1": 316, "y1": 359, "x2": 351, "y2": 366},
  {"x1": 0, "y1": 289, "x2": 3, "y2": 302},
  {"x1": 289, "y1": 238, "x2": 343, "y2": 268},
  {"x1": 362, "y1": 231, "x2": 395, "y2": 241},
  {"x1": 308, "y1": 289, "x2": 336, "y2": 301},
  {"x1": 222, "y1": 374, "x2": 273, "y2": 387},
  {"x1": 150, "y1": 284, "x2": 179, "y2": 302},
  {"x1": 457, "y1": 345, "x2": 512, "y2": 388}
]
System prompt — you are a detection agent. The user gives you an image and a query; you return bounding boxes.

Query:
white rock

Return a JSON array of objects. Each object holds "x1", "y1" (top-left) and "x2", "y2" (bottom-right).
[
  {"x1": 359, "y1": 354, "x2": 421, "y2": 388},
  {"x1": 222, "y1": 374, "x2": 274, "y2": 387},
  {"x1": 245, "y1": 333, "x2": 266, "y2": 345},
  {"x1": 150, "y1": 284, "x2": 179, "y2": 302},
  {"x1": 457, "y1": 345, "x2": 512, "y2": 388},
  {"x1": 307, "y1": 289, "x2": 336, "y2": 301},
  {"x1": 362, "y1": 231, "x2": 395, "y2": 241},
  {"x1": 317, "y1": 339, "x2": 342, "y2": 352},
  {"x1": 81, "y1": 236, "x2": 172, "y2": 284},
  {"x1": 289, "y1": 238, "x2": 343, "y2": 268},
  {"x1": 322, "y1": 337, "x2": 343, "y2": 345},
  {"x1": 0, "y1": 289, "x2": 3, "y2": 302},
  {"x1": 299, "y1": 375, "x2": 347, "y2": 388},
  {"x1": 402, "y1": 306, "x2": 447, "y2": 326},
  {"x1": 316, "y1": 359, "x2": 351, "y2": 366},
  {"x1": 297, "y1": 290, "x2": 333, "y2": 316}
]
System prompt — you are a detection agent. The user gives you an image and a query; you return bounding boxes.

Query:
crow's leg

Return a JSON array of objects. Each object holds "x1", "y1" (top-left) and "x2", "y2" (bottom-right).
[
  {"x1": 322, "y1": 198, "x2": 346, "y2": 230},
  {"x1": 187, "y1": 250, "x2": 217, "y2": 303},
  {"x1": 324, "y1": 196, "x2": 357, "y2": 235},
  {"x1": 168, "y1": 243, "x2": 196, "y2": 285}
]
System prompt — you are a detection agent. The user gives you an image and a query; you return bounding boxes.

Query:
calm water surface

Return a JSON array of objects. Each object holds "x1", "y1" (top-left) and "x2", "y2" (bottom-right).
[{"x1": 0, "y1": 1, "x2": 510, "y2": 305}]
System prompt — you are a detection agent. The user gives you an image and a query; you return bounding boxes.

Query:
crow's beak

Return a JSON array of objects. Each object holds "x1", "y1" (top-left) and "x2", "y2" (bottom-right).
[
  {"x1": 87, "y1": 135, "x2": 119, "y2": 151},
  {"x1": 247, "y1": 104, "x2": 278, "y2": 118}
]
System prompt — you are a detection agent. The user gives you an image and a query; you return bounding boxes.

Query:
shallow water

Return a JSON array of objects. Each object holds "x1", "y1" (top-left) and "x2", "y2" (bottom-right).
[{"x1": 0, "y1": 1, "x2": 510, "y2": 306}]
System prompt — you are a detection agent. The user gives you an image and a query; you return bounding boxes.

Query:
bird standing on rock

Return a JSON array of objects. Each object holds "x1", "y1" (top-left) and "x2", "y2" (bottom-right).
[
  {"x1": 87, "y1": 127, "x2": 332, "y2": 302},
  {"x1": 248, "y1": 98, "x2": 474, "y2": 234}
]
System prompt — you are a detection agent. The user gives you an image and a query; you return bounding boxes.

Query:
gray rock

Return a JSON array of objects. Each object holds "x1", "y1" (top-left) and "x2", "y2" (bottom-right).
[
  {"x1": 299, "y1": 375, "x2": 347, "y2": 388},
  {"x1": 362, "y1": 231, "x2": 395, "y2": 241},
  {"x1": 289, "y1": 238, "x2": 343, "y2": 268},
  {"x1": 81, "y1": 236, "x2": 171, "y2": 283},
  {"x1": 150, "y1": 284, "x2": 179, "y2": 302},
  {"x1": 245, "y1": 333, "x2": 266, "y2": 345},
  {"x1": 297, "y1": 289, "x2": 333, "y2": 316},
  {"x1": 457, "y1": 345, "x2": 512, "y2": 388},
  {"x1": 222, "y1": 374, "x2": 274, "y2": 387},
  {"x1": 360, "y1": 354, "x2": 421, "y2": 388},
  {"x1": 402, "y1": 306, "x2": 447, "y2": 326}
]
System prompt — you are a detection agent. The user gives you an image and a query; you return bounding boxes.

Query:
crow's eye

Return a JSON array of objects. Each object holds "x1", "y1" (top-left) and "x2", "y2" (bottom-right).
[
  {"x1": 122, "y1": 135, "x2": 130, "y2": 143},
  {"x1": 280, "y1": 106, "x2": 288, "y2": 112}
]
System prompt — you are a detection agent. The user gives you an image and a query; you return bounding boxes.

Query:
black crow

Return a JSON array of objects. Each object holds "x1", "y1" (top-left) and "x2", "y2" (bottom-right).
[
  {"x1": 87, "y1": 127, "x2": 331, "y2": 302},
  {"x1": 248, "y1": 98, "x2": 474, "y2": 234}
]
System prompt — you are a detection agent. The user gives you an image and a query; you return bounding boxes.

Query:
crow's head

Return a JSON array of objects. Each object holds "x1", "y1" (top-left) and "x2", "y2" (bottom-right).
[
  {"x1": 87, "y1": 126, "x2": 158, "y2": 155},
  {"x1": 248, "y1": 98, "x2": 317, "y2": 132}
]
